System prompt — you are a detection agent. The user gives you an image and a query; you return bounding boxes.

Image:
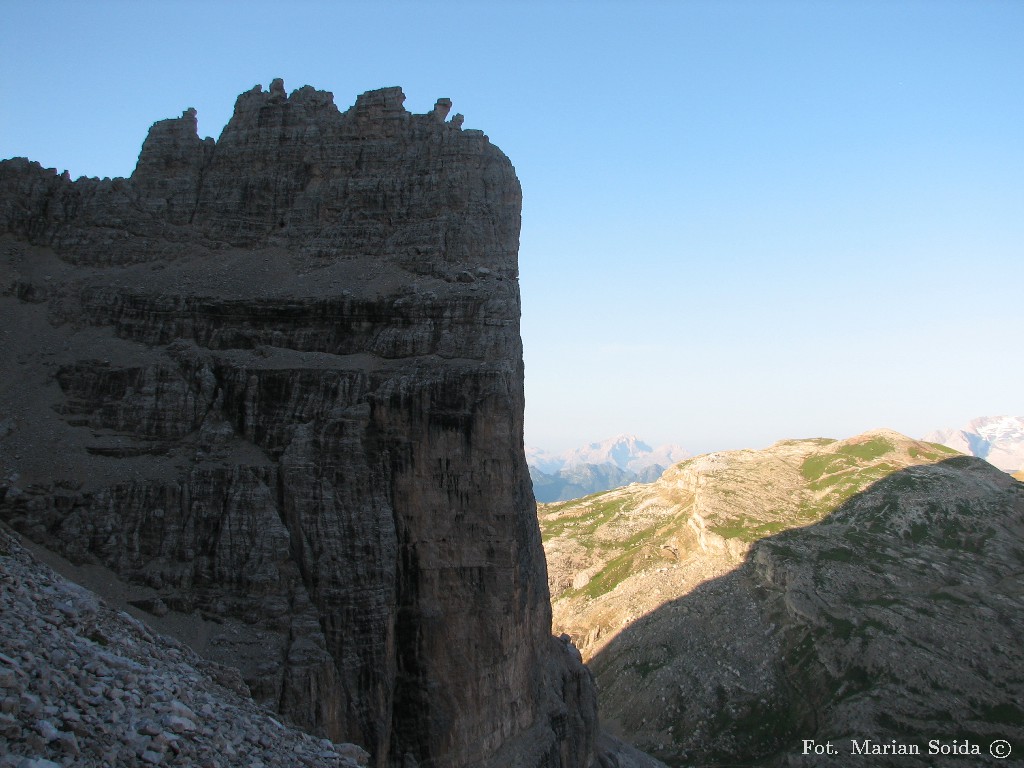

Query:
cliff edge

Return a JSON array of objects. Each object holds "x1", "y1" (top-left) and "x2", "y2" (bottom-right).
[{"x1": 0, "y1": 80, "x2": 606, "y2": 767}]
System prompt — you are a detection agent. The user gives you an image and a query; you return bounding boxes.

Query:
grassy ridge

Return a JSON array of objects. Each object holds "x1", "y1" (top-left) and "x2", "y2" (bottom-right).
[{"x1": 541, "y1": 432, "x2": 967, "y2": 601}]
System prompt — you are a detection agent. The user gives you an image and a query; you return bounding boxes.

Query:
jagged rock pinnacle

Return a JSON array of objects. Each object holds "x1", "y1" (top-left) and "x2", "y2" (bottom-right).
[{"x1": 0, "y1": 82, "x2": 644, "y2": 767}]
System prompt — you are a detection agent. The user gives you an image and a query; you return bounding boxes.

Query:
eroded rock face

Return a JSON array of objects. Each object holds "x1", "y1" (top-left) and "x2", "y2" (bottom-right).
[{"x1": 0, "y1": 81, "x2": 597, "y2": 767}]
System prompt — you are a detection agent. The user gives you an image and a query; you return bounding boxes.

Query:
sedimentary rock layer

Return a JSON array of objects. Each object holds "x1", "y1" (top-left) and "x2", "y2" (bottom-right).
[{"x1": 0, "y1": 81, "x2": 597, "y2": 767}]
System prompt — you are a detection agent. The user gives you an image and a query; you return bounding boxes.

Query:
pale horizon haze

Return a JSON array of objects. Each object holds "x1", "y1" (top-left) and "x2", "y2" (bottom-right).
[{"x1": 2, "y1": 1, "x2": 1021, "y2": 456}]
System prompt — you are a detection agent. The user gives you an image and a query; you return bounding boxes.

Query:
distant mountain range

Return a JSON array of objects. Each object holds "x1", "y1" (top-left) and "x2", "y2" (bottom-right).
[
  {"x1": 528, "y1": 417, "x2": 1024, "y2": 504},
  {"x1": 924, "y1": 415, "x2": 1024, "y2": 472},
  {"x1": 526, "y1": 434, "x2": 689, "y2": 503}
]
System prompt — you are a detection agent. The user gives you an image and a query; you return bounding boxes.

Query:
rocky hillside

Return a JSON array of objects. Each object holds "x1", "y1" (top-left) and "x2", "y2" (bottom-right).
[
  {"x1": 541, "y1": 430, "x2": 1024, "y2": 766},
  {"x1": 0, "y1": 524, "x2": 369, "y2": 767},
  {"x1": 925, "y1": 415, "x2": 1024, "y2": 472},
  {"x1": 0, "y1": 80, "x2": 638, "y2": 768}
]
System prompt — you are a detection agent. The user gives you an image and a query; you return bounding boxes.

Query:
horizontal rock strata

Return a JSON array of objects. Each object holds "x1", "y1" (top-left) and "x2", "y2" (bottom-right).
[{"x1": 0, "y1": 80, "x2": 604, "y2": 767}]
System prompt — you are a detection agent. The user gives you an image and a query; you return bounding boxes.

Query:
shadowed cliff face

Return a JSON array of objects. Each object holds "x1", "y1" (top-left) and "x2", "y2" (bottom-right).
[{"x1": 0, "y1": 81, "x2": 598, "y2": 767}]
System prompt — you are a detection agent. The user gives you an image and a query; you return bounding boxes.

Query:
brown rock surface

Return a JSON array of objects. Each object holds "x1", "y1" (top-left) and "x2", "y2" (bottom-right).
[{"x1": 0, "y1": 81, "x2": 620, "y2": 767}]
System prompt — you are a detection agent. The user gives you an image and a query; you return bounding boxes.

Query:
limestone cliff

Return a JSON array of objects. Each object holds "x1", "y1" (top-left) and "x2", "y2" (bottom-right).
[{"x1": 0, "y1": 81, "x2": 602, "y2": 767}]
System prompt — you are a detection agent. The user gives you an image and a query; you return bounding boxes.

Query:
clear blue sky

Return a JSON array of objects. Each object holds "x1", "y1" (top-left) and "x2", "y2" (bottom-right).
[{"x1": 3, "y1": 1, "x2": 1021, "y2": 455}]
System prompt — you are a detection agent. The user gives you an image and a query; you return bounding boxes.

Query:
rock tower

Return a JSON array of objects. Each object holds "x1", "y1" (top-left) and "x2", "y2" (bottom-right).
[{"x1": 0, "y1": 81, "x2": 601, "y2": 767}]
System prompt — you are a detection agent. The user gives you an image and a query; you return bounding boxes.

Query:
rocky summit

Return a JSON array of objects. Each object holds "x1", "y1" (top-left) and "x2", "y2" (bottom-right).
[
  {"x1": 0, "y1": 80, "x2": 645, "y2": 767},
  {"x1": 541, "y1": 430, "x2": 1024, "y2": 766}
]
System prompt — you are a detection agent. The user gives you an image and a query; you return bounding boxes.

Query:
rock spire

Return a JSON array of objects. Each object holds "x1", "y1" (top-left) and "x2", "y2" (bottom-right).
[{"x1": 0, "y1": 80, "x2": 628, "y2": 767}]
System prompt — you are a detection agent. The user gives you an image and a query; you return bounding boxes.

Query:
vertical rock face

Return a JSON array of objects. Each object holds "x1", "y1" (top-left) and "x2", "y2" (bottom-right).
[{"x1": 0, "y1": 82, "x2": 598, "y2": 767}]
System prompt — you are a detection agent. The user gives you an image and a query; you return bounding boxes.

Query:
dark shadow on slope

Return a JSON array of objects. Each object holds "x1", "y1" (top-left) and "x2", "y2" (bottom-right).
[{"x1": 587, "y1": 457, "x2": 1024, "y2": 768}]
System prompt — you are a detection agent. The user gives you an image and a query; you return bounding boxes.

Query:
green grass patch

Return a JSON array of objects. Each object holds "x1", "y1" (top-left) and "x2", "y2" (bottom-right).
[
  {"x1": 539, "y1": 494, "x2": 629, "y2": 542},
  {"x1": 804, "y1": 461, "x2": 903, "y2": 518},
  {"x1": 837, "y1": 437, "x2": 895, "y2": 461},
  {"x1": 801, "y1": 454, "x2": 843, "y2": 482},
  {"x1": 579, "y1": 550, "x2": 639, "y2": 599},
  {"x1": 922, "y1": 442, "x2": 961, "y2": 456},
  {"x1": 802, "y1": 437, "x2": 895, "y2": 483},
  {"x1": 909, "y1": 443, "x2": 959, "y2": 461},
  {"x1": 749, "y1": 521, "x2": 789, "y2": 538},
  {"x1": 569, "y1": 520, "x2": 665, "y2": 599},
  {"x1": 709, "y1": 521, "x2": 747, "y2": 540},
  {"x1": 796, "y1": 501, "x2": 832, "y2": 524},
  {"x1": 710, "y1": 517, "x2": 794, "y2": 543}
]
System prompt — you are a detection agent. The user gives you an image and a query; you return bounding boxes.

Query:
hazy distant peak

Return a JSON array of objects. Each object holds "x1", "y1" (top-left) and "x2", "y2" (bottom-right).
[
  {"x1": 526, "y1": 434, "x2": 689, "y2": 474},
  {"x1": 523, "y1": 446, "x2": 564, "y2": 474},
  {"x1": 924, "y1": 416, "x2": 1024, "y2": 472},
  {"x1": 584, "y1": 433, "x2": 645, "y2": 447},
  {"x1": 525, "y1": 434, "x2": 691, "y2": 501},
  {"x1": 967, "y1": 415, "x2": 1024, "y2": 440},
  {"x1": 567, "y1": 435, "x2": 652, "y2": 469}
]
